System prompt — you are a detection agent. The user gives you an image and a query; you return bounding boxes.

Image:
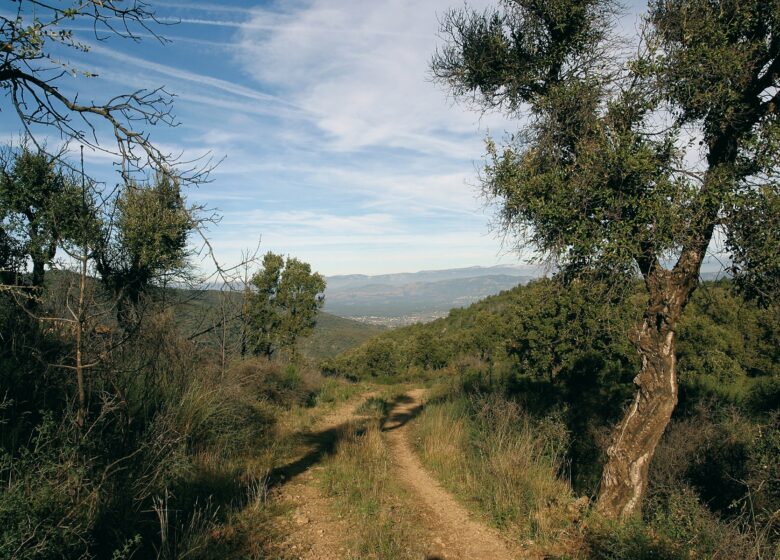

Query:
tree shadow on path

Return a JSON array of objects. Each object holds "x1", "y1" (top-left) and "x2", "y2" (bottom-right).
[
  {"x1": 380, "y1": 392, "x2": 424, "y2": 432},
  {"x1": 268, "y1": 392, "x2": 425, "y2": 489}
]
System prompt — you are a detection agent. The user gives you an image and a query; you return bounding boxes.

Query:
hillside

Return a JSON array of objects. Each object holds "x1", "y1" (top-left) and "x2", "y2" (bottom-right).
[
  {"x1": 320, "y1": 278, "x2": 779, "y2": 557},
  {"x1": 324, "y1": 266, "x2": 536, "y2": 324},
  {"x1": 298, "y1": 311, "x2": 386, "y2": 360},
  {"x1": 173, "y1": 287, "x2": 384, "y2": 361}
]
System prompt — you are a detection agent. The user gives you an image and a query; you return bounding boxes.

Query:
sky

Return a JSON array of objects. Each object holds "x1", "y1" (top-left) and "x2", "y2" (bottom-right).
[{"x1": 1, "y1": 0, "x2": 650, "y2": 277}]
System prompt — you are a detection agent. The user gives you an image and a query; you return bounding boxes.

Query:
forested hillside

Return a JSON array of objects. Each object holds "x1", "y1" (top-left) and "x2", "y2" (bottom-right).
[
  {"x1": 324, "y1": 279, "x2": 780, "y2": 557},
  {"x1": 175, "y1": 288, "x2": 385, "y2": 361}
]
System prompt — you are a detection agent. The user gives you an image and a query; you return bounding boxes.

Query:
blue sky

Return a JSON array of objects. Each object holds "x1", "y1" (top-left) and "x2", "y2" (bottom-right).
[{"x1": 1, "y1": 0, "x2": 650, "y2": 276}]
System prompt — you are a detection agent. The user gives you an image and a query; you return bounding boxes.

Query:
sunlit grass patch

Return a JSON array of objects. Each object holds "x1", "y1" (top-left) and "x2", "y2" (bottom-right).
[
  {"x1": 320, "y1": 420, "x2": 422, "y2": 560},
  {"x1": 410, "y1": 391, "x2": 579, "y2": 551}
]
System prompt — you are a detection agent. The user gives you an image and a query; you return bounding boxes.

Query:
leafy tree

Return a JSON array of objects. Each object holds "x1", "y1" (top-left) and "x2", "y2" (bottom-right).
[
  {"x1": 433, "y1": 0, "x2": 780, "y2": 517},
  {"x1": 0, "y1": 148, "x2": 87, "y2": 289},
  {"x1": 726, "y1": 186, "x2": 780, "y2": 305},
  {"x1": 246, "y1": 252, "x2": 326, "y2": 358},
  {"x1": 96, "y1": 173, "x2": 193, "y2": 326}
]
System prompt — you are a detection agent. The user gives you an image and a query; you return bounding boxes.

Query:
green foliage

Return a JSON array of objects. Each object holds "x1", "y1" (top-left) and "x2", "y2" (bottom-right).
[
  {"x1": 297, "y1": 311, "x2": 385, "y2": 360},
  {"x1": 434, "y1": 0, "x2": 780, "y2": 292},
  {"x1": 435, "y1": 0, "x2": 780, "y2": 521},
  {"x1": 0, "y1": 147, "x2": 95, "y2": 287},
  {"x1": 116, "y1": 176, "x2": 191, "y2": 277},
  {"x1": 0, "y1": 276, "x2": 330, "y2": 559},
  {"x1": 0, "y1": 416, "x2": 96, "y2": 560},
  {"x1": 726, "y1": 186, "x2": 780, "y2": 305},
  {"x1": 583, "y1": 517, "x2": 688, "y2": 560},
  {"x1": 96, "y1": 174, "x2": 193, "y2": 321},
  {"x1": 246, "y1": 252, "x2": 326, "y2": 357},
  {"x1": 325, "y1": 278, "x2": 638, "y2": 389},
  {"x1": 327, "y1": 278, "x2": 779, "y2": 555},
  {"x1": 433, "y1": 0, "x2": 618, "y2": 111}
]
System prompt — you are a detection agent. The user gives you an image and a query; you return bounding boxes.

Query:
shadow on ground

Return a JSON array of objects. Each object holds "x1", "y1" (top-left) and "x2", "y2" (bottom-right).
[
  {"x1": 268, "y1": 392, "x2": 424, "y2": 489},
  {"x1": 381, "y1": 393, "x2": 424, "y2": 432}
]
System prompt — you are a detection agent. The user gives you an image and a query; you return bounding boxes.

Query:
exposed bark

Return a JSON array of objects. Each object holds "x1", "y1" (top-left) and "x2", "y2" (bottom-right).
[{"x1": 597, "y1": 252, "x2": 705, "y2": 518}]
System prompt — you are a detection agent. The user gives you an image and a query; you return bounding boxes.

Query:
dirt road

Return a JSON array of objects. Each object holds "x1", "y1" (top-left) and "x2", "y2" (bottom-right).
[
  {"x1": 276, "y1": 389, "x2": 522, "y2": 559},
  {"x1": 383, "y1": 389, "x2": 520, "y2": 560}
]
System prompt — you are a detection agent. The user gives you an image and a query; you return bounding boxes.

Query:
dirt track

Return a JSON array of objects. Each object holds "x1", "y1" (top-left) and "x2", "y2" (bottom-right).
[
  {"x1": 276, "y1": 389, "x2": 522, "y2": 559},
  {"x1": 383, "y1": 389, "x2": 519, "y2": 560}
]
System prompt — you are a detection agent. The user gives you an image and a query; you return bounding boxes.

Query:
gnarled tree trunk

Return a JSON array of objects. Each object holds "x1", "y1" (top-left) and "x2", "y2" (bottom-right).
[{"x1": 596, "y1": 264, "x2": 700, "y2": 518}]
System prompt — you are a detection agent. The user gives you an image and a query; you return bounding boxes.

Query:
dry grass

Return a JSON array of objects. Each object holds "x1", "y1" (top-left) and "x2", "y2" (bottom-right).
[
  {"x1": 320, "y1": 419, "x2": 423, "y2": 560},
  {"x1": 410, "y1": 392, "x2": 582, "y2": 553}
]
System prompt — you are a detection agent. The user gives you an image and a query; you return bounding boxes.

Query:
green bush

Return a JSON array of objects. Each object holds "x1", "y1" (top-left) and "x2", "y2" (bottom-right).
[{"x1": 0, "y1": 416, "x2": 97, "y2": 560}]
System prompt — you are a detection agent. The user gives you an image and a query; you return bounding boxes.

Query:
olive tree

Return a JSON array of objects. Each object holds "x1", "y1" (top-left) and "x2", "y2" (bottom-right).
[
  {"x1": 433, "y1": 0, "x2": 780, "y2": 518},
  {"x1": 0, "y1": 147, "x2": 86, "y2": 289},
  {"x1": 95, "y1": 173, "x2": 193, "y2": 326}
]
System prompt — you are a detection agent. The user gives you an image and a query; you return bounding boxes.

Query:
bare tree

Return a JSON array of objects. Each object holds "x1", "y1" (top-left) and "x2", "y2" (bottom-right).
[{"x1": 0, "y1": 1, "x2": 212, "y2": 183}]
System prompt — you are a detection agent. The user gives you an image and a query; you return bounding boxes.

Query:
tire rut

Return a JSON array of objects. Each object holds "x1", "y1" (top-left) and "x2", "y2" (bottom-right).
[{"x1": 383, "y1": 389, "x2": 523, "y2": 560}]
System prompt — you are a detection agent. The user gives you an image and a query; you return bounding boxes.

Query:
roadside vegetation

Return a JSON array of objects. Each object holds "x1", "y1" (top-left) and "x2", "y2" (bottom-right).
[
  {"x1": 0, "y1": 146, "x2": 343, "y2": 558},
  {"x1": 327, "y1": 279, "x2": 780, "y2": 558}
]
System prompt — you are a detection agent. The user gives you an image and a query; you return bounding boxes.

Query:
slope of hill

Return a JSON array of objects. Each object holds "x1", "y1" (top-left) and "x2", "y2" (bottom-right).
[
  {"x1": 174, "y1": 288, "x2": 384, "y2": 361},
  {"x1": 324, "y1": 266, "x2": 537, "y2": 324},
  {"x1": 321, "y1": 278, "x2": 779, "y2": 559},
  {"x1": 298, "y1": 311, "x2": 386, "y2": 360}
]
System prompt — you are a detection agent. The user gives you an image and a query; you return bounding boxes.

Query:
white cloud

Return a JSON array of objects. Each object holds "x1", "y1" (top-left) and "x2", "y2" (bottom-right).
[{"x1": 236, "y1": 0, "x2": 510, "y2": 155}]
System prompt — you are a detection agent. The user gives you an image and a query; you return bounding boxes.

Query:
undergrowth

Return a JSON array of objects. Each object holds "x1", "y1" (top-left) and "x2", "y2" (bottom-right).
[{"x1": 410, "y1": 386, "x2": 580, "y2": 555}]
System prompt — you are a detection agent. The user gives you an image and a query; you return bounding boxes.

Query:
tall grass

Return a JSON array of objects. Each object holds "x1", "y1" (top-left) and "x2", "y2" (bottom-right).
[
  {"x1": 409, "y1": 384, "x2": 779, "y2": 559},
  {"x1": 410, "y1": 390, "x2": 578, "y2": 550}
]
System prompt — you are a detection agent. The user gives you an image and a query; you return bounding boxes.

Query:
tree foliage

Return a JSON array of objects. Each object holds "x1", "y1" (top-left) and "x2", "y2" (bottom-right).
[
  {"x1": 96, "y1": 173, "x2": 193, "y2": 322},
  {"x1": 246, "y1": 252, "x2": 326, "y2": 358},
  {"x1": 433, "y1": 0, "x2": 780, "y2": 517},
  {"x1": 0, "y1": 147, "x2": 91, "y2": 288},
  {"x1": 434, "y1": 0, "x2": 780, "y2": 288}
]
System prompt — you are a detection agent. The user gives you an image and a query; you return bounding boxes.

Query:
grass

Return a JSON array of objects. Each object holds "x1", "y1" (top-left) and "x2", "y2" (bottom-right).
[
  {"x1": 148, "y1": 364, "x2": 369, "y2": 560},
  {"x1": 409, "y1": 388, "x2": 581, "y2": 555},
  {"x1": 318, "y1": 401, "x2": 422, "y2": 560}
]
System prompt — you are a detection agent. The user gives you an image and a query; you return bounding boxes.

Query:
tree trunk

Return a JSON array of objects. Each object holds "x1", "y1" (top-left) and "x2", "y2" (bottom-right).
[
  {"x1": 31, "y1": 258, "x2": 45, "y2": 287},
  {"x1": 75, "y1": 248, "x2": 88, "y2": 429},
  {"x1": 596, "y1": 267, "x2": 697, "y2": 518}
]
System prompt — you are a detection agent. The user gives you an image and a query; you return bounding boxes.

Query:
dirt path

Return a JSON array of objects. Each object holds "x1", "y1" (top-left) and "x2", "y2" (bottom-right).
[
  {"x1": 274, "y1": 398, "x2": 367, "y2": 560},
  {"x1": 383, "y1": 389, "x2": 522, "y2": 560},
  {"x1": 275, "y1": 389, "x2": 522, "y2": 559}
]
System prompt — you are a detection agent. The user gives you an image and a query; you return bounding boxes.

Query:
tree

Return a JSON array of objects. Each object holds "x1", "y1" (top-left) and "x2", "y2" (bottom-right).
[
  {"x1": 246, "y1": 252, "x2": 325, "y2": 358},
  {"x1": 433, "y1": 0, "x2": 780, "y2": 518},
  {"x1": 0, "y1": 147, "x2": 88, "y2": 289},
  {"x1": 0, "y1": 1, "x2": 209, "y2": 182},
  {"x1": 95, "y1": 173, "x2": 193, "y2": 326}
]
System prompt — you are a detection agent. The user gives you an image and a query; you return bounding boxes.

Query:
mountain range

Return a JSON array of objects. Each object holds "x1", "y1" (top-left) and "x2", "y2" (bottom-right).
[{"x1": 323, "y1": 265, "x2": 540, "y2": 324}]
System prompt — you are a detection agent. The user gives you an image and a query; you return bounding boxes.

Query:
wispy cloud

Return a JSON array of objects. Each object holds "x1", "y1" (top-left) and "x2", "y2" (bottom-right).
[
  {"x1": 235, "y1": 0, "x2": 509, "y2": 154},
  {"x1": 86, "y1": 42, "x2": 299, "y2": 111},
  {"x1": 0, "y1": 0, "x2": 548, "y2": 276}
]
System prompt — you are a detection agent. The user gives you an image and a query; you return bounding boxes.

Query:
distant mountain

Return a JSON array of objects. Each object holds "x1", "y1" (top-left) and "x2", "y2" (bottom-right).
[
  {"x1": 326, "y1": 265, "x2": 538, "y2": 291},
  {"x1": 323, "y1": 266, "x2": 540, "y2": 323}
]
